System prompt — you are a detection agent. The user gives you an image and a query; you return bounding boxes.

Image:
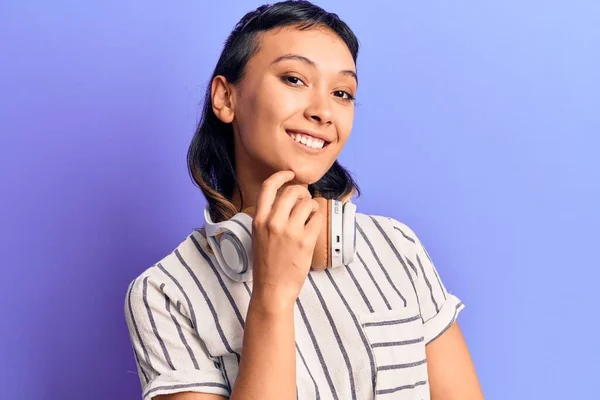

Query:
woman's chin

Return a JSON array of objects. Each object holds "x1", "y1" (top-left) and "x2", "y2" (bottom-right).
[{"x1": 288, "y1": 168, "x2": 327, "y2": 186}]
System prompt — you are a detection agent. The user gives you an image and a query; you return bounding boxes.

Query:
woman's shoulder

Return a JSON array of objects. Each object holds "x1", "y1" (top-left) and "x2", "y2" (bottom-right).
[
  {"x1": 354, "y1": 211, "x2": 422, "y2": 254},
  {"x1": 124, "y1": 230, "x2": 212, "y2": 307}
]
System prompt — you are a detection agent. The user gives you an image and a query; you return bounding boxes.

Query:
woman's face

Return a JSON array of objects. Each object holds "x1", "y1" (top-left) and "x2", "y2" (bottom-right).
[{"x1": 213, "y1": 25, "x2": 357, "y2": 188}]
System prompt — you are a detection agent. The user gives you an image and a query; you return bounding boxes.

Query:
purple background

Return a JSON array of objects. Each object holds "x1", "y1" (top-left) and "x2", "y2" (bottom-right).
[{"x1": 1, "y1": 1, "x2": 599, "y2": 399}]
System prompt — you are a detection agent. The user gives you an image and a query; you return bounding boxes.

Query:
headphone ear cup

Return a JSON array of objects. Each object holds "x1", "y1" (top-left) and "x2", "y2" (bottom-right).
[
  {"x1": 219, "y1": 233, "x2": 248, "y2": 273},
  {"x1": 312, "y1": 197, "x2": 356, "y2": 269},
  {"x1": 203, "y1": 206, "x2": 254, "y2": 282},
  {"x1": 342, "y1": 201, "x2": 357, "y2": 265}
]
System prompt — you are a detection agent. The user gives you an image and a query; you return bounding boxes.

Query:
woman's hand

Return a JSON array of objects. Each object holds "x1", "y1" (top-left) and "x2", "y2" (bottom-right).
[{"x1": 250, "y1": 170, "x2": 323, "y2": 312}]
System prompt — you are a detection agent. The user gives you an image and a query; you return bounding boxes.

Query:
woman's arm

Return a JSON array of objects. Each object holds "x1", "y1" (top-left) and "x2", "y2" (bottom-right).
[
  {"x1": 230, "y1": 294, "x2": 297, "y2": 400},
  {"x1": 426, "y1": 322, "x2": 484, "y2": 400}
]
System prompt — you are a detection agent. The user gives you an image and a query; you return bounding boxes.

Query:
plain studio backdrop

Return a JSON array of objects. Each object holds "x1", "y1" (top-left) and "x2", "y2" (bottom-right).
[{"x1": 1, "y1": 1, "x2": 599, "y2": 399}]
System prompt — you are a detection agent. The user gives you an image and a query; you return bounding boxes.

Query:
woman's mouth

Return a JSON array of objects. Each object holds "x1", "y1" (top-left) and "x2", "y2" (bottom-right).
[{"x1": 286, "y1": 130, "x2": 330, "y2": 150}]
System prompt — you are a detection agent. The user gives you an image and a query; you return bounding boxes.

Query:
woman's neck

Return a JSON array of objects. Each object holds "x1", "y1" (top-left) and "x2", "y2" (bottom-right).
[{"x1": 231, "y1": 174, "x2": 309, "y2": 212}]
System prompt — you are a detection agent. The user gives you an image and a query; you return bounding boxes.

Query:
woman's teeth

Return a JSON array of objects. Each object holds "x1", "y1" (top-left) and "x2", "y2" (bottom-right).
[{"x1": 288, "y1": 132, "x2": 326, "y2": 149}]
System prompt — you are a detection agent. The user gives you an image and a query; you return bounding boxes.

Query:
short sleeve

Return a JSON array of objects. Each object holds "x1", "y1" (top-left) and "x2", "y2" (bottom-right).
[
  {"x1": 124, "y1": 274, "x2": 230, "y2": 400},
  {"x1": 390, "y1": 219, "x2": 465, "y2": 345}
]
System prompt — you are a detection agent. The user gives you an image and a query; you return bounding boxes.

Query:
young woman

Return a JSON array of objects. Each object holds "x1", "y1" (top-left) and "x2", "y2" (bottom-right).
[{"x1": 124, "y1": 1, "x2": 484, "y2": 399}]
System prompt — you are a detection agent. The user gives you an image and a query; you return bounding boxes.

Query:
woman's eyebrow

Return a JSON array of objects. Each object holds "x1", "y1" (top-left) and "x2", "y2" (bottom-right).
[{"x1": 270, "y1": 53, "x2": 358, "y2": 84}]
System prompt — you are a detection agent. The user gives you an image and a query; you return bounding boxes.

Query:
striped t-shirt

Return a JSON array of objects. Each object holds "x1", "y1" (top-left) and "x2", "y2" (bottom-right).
[{"x1": 124, "y1": 212, "x2": 464, "y2": 400}]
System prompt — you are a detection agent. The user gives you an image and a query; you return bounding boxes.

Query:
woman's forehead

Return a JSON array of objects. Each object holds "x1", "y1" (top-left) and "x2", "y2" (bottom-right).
[{"x1": 250, "y1": 26, "x2": 356, "y2": 72}]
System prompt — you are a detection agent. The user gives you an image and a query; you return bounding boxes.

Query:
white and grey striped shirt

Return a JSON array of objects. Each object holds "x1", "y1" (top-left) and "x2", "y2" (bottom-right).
[{"x1": 125, "y1": 213, "x2": 464, "y2": 400}]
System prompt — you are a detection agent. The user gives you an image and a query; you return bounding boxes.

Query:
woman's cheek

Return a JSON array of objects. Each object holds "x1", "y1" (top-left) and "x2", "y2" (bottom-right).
[
  {"x1": 336, "y1": 114, "x2": 354, "y2": 144},
  {"x1": 276, "y1": 91, "x2": 306, "y2": 116}
]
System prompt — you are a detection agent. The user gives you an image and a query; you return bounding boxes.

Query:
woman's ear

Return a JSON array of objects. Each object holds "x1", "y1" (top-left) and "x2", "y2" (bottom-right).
[{"x1": 211, "y1": 75, "x2": 235, "y2": 123}]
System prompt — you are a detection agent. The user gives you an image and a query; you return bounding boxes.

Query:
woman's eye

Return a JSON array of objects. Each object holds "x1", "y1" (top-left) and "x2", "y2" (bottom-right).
[
  {"x1": 283, "y1": 76, "x2": 304, "y2": 86},
  {"x1": 333, "y1": 90, "x2": 356, "y2": 101}
]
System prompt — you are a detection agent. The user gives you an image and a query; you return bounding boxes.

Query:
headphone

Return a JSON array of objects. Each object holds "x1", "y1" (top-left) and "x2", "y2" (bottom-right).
[{"x1": 203, "y1": 197, "x2": 357, "y2": 282}]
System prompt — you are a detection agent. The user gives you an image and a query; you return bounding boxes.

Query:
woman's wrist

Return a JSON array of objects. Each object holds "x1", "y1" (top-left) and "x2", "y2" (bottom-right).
[{"x1": 249, "y1": 286, "x2": 297, "y2": 318}]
